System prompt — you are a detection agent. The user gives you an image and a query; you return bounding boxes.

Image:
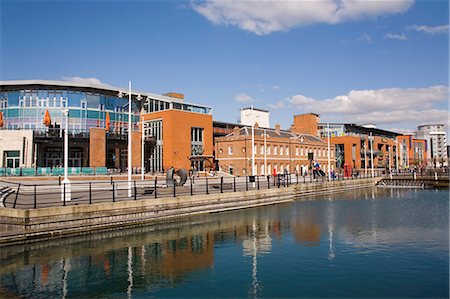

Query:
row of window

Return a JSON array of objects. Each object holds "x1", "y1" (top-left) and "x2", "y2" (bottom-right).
[
  {"x1": 1, "y1": 91, "x2": 137, "y2": 111},
  {"x1": 143, "y1": 99, "x2": 211, "y2": 115},
  {"x1": 222, "y1": 145, "x2": 334, "y2": 158},
  {"x1": 224, "y1": 163, "x2": 333, "y2": 176}
]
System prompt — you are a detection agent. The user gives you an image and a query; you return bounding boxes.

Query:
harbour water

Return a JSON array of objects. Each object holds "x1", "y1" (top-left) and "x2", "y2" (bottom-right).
[{"x1": 1, "y1": 187, "x2": 448, "y2": 298}]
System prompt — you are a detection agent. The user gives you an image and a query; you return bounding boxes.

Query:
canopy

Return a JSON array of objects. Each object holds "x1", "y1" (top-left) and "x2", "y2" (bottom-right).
[{"x1": 43, "y1": 109, "x2": 51, "y2": 127}]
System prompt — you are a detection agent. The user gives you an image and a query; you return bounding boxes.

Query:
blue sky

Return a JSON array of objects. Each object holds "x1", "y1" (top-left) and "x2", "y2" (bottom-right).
[{"x1": 1, "y1": 0, "x2": 448, "y2": 134}]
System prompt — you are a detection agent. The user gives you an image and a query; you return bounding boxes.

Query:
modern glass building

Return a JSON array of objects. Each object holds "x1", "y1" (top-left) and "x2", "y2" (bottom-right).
[{"x1": 0, "y1": 80, "x2": 212, "y2": 172}]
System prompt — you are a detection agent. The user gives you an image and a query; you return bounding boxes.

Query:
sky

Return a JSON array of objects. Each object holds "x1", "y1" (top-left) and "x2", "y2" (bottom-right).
[{"x1": 1, "y1": 0, "x2": 449, "y2": 136}]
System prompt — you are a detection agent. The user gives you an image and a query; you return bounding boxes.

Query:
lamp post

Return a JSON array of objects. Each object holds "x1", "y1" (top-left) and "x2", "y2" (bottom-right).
[
  {"x1": 395, "y1": 139, "x2": 399, "y2": 173},
  {"x1": 370, "y1": 132, "x2": 374, "y2": 178},
  {"x1": 128, "y1": 81, "x2": 132, "y2": 197},
  {"x1": 327, "y1": 123, "x2": 331, "y2": 180},
  {"x1": 141, "y1": 118, "x2": 145, "y2": 181},
  {"x1": 251, "y1": 105, "x2": 255, "y2": 178},
  {"x1": 263, "y1": 129, "x2": 267, "y2": 175},
  {"x1": 61, "y1": 108, "x2": 71, "y2": 201}
]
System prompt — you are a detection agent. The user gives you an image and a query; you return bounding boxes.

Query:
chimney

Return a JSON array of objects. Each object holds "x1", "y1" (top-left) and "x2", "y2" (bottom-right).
[
  {"x1": 292, "y1": 113, "x2": 320, "y2": 136},
  {"x1": 233, "y1": 126, "x2": 240, "y2": 136},
  {"x1": 275, "y1": 123, "x2": 281, "y2": 135},
  {"x1": 254, "y1": 122, "x2": 259, "y2": 129}
]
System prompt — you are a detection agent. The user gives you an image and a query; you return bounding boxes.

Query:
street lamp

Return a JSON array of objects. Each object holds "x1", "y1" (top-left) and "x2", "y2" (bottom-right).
[
  {"x1": 369, "y1": 132, "x2": 374, "y2": 178},
  {"x1": 128, "y1": 81, "x2": 132, "y2": 197},
  {"x1": 327, "y1": 123, "x2": 331, "y2": 180},
  {"x1": 61, "y1": 108, "x2": 71, "y2": 201}
]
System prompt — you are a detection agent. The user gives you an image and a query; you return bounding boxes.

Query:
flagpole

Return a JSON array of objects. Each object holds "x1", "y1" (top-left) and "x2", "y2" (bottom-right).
[{"x1": 128, "y1": 81, "x2": 132, "y2": 197}]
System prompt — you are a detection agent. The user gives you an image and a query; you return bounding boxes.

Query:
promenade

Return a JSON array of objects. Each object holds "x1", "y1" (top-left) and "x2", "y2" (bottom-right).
[
  {"x1": 1, "y1": 172, "x2": 380, "y2": 209},
  {"x1": 0, "y1": 170, "x2": 447, "y2": 246}
]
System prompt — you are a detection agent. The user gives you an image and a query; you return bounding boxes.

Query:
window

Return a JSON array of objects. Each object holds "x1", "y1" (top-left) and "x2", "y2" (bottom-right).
[
  {"x1": 280, "y1": 146, "x2": 283, "y2": 155},
  {"x1": 267, "y1": 145, "x2": 271, "y2": 155},
  {"x1": 191, "y1": 127, "x2": 204, "y2": 155},
  {"x1": 295, "y1": 147, "x2": 299, "y2": 156},
  {"x1": 228, "y1": 146, "x2": 233, "y2": 155},
  {"x1": 286, "y1": 146, "x2": 289, "y2": 156},
  {"x1": 260, "y1": 145, "x2": 264, "y2": 155},
  {"x1": 191, "y1": 127, "x2": 203, "y2": 142},
  {"x1": 274, "y1": 146, "x2": 277, "y2": 155},
  {"x1": 300, "y1": 148, "x2": 304, "y2": 156}
]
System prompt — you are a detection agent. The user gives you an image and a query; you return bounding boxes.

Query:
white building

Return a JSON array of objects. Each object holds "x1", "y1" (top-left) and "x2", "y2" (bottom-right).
[
  {"x1": 415, "y1": 124, "x2": 448, "y2": 167},
  {"x1": 240, "y1": 107, "x2": 270, "y2": 128},
  {"x1": 0, "y1": 130, "x2": 34, "y2": 168}
]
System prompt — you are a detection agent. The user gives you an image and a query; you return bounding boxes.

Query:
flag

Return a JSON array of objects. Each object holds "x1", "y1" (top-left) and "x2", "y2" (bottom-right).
[
  {"x1": 43, "y1": 109, "x2": 51, "y2": 127},
  {"x1": 105, "y1": 112, "x2": 110, "y2": 131},
  {"x1": 0, "y1": 111, "x2": 3, "y2": 128}
]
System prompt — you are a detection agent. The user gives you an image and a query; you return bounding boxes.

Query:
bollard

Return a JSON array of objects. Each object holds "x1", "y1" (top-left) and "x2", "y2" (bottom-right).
[
  {"x1": 206, "y1": 177, "x2": 209, "y2": 195},
  {"x1": 220, "y1": 176, "x2": 223, "y2": 193},
  {"x1": 257, "y1": 176, "x2": 260, "y2": 190},
  {"x1": 134, "y1": 181, "x2": 137, "y2": 200},
  {"x1": 267, "y1": 176, "x2": 270, "y2": 189},
  {"x1": 246, "y1": 176, "x2": 248, "y2": 191},
  {"x1": 59, "y1": 176, "x2": 61, "y2": 186},
  {"x1": 173, "y1": 179, "x2": 176, "y2": 197},
  {"x1": 154, "y1": 177, "x2": 157, "y2": 199},
  {"x1": 190, "y1": 178, "x2": 193, "y2": 196},
  {"x1": 111, "y1": 176, "x2": 113, "y2": 185},
  {"x1": 234, "y1": 177, "x2": 236, "y2": 192}
]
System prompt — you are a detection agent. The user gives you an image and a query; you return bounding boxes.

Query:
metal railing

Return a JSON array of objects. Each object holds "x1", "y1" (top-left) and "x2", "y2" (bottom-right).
[{"x1": 0, "y1": 168, "x2": 447, "y2": 209}]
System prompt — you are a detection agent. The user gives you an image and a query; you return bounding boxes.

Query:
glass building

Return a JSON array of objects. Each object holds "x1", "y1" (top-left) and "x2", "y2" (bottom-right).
[{"x1": 0, "y1": 80, "x2": 212, "y2": 171}]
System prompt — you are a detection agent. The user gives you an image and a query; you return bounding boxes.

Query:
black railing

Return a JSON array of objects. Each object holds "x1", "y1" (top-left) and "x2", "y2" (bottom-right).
[{"x1": 0, "y1": 168, "x2": 448, "y2": 210}]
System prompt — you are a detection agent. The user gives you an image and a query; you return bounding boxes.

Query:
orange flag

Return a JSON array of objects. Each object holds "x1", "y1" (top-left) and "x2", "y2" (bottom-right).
[
  {"x1": 43, "y1": 109, "x2": 51, "y2": 127},
  {"x1": 0, "y1": 111, "x2": 3, "y2": 128},
  {"x1": 105, "y1": 112, "x2": 110, "y2": 131}
]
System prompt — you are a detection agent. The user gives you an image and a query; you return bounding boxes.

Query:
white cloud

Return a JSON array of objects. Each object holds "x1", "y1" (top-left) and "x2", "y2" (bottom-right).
[
  {"x1": 408, "y1": 24, "x2": 449, "y2": 35},
  {"x1": 268, "y1": 101, "x2": 286, "y2": 109},
  {"x1": 274, "y1": 85, "x2": 449, "y2": 132},
  {"x1": 384, "y1": 32, "x2": 407, "y2": 40},
  {"x1": 193, "y1": 0, "x2": 414, "y2": 35},
  {"x1": 235, "y1": 93, "x2": 254, "y2": 103},
  {"x1": 62, "y1": 76, "x2": 105, "y2": 85}
]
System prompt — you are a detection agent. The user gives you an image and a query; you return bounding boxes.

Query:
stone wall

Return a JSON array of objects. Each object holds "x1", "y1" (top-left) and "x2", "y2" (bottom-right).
[{"x1": 0, "y1": 178, "x2": 379, "y2": 246}]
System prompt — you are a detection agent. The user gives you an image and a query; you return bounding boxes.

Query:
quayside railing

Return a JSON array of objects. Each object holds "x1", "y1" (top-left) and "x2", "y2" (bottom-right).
[{"x1": 0, "y1": 172, "x2": 383, "y2": 209}]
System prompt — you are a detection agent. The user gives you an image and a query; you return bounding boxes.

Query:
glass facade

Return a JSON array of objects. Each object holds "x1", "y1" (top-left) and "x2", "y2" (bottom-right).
[{"x1": 0, "y1": 88, "x2": 141, "y2": 134}]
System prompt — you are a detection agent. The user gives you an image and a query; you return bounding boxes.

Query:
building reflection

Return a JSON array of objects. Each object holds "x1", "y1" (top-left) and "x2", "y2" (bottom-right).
[{"x1": 3, "y1": 187, "x2": 442, "y2": 298}]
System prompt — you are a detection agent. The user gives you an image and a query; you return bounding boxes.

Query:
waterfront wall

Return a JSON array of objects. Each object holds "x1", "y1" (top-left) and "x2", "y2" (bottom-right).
[{"x1": 0, "y1": 178, "x2": 379, "y2": 246}]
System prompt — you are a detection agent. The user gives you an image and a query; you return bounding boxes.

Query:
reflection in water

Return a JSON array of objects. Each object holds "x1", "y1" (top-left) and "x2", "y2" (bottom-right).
[
  {"x1": 0, "y1": 188, "x2": 448, "y2": 298},
  {"x1": 127, "y1": 247, "x2": 133, "y2": 299}
]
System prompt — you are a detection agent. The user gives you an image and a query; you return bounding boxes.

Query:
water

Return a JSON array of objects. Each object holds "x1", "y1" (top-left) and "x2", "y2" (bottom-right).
[{"x1": 1, "y1": 188, "x2": 448, "y2": 298}]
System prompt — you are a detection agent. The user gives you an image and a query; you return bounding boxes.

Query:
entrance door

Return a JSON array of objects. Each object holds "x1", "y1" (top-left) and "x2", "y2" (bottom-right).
[{"x1": 5, "y1": 151, "x2": 20, "y2": 168}]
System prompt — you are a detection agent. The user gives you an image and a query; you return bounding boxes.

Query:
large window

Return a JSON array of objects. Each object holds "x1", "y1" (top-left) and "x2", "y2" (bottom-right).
[{"x1": 191, "y1": 127, "x2": 204, "y2": 155}]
